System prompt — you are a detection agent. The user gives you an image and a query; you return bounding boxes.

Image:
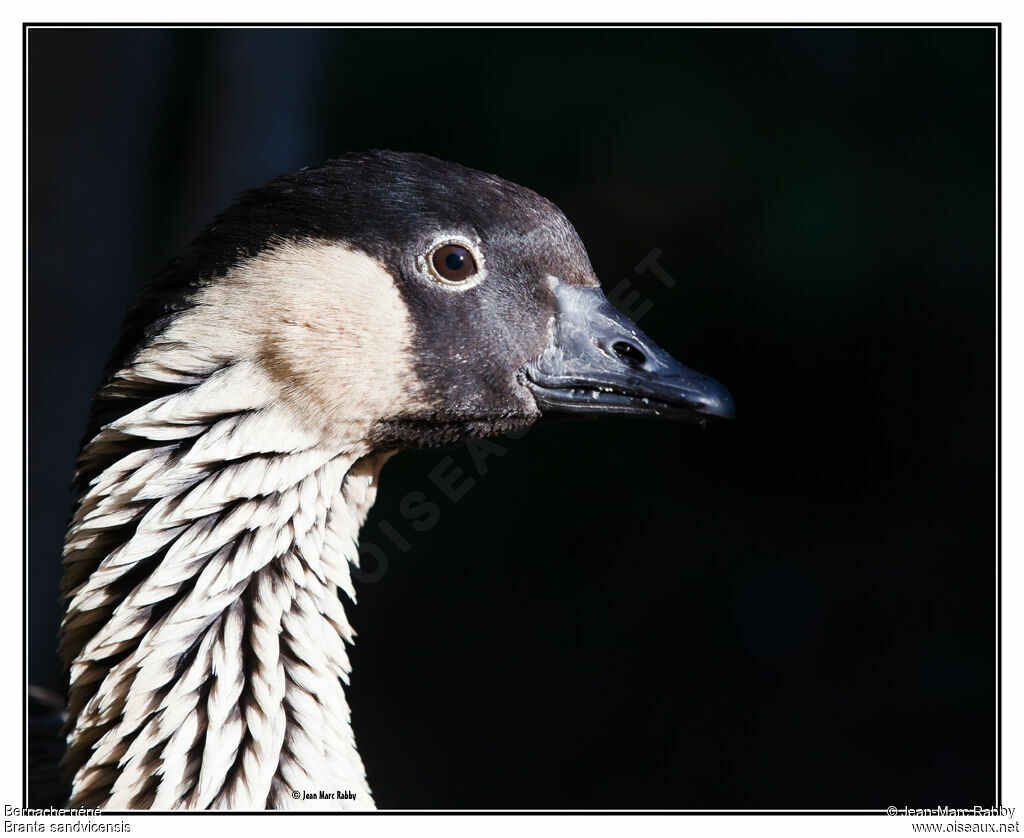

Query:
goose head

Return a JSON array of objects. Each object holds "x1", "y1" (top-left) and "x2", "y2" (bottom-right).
[{"x1": 143, "y1": 150, "x2": 733, "y2": 453}]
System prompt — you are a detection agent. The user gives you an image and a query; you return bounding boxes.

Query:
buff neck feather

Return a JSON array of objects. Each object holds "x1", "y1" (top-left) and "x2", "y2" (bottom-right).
[{"x1": 60, "y1": 357, "x2": 387, "y2": 810}]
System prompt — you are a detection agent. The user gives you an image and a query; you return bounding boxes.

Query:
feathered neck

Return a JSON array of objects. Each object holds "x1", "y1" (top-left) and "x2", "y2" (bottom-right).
[{"x1": 60, "y1": 356, "x2": 386, "y2": 810}]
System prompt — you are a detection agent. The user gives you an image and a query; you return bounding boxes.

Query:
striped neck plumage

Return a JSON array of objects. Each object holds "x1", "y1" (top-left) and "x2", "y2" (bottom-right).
[{"x1": 60, "y1": 356, "x2": 385, "y2": 810}]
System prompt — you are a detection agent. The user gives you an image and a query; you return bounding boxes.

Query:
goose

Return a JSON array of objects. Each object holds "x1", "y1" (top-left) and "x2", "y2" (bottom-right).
[{"x1": 57, "y1": 150, "x2": 734, "y2": 810}]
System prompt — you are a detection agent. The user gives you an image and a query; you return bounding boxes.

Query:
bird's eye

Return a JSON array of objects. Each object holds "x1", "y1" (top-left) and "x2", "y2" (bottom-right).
[{"x1": 430, "y1": 244, "x2": 478, "y2": 283}]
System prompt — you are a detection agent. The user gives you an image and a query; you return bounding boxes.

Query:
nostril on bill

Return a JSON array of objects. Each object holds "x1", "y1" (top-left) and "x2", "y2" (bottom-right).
[{"x1": 611, "y1": 340, "x2": 647, "y2": 368}]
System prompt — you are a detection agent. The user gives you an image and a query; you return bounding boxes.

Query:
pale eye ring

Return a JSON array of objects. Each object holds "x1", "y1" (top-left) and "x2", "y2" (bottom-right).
[{"x1": 427, "y1": 242, "x2": 480, "y2": 284}]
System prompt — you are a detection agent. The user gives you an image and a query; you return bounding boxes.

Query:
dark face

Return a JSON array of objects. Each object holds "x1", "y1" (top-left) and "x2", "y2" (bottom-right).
[{"x1": 356, "y1": 160, "x2": 605, "y2": 447}]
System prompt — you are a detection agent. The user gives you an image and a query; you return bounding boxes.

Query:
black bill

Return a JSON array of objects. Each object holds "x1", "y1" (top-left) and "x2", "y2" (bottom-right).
[{"x1": 521, "y1": 280, "x2": 734, "y2": 423}]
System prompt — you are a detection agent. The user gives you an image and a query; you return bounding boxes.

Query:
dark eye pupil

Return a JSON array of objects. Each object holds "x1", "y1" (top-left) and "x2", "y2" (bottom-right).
[{"x1": 431, "y1": 244, "x2": 477, "y2": 282}]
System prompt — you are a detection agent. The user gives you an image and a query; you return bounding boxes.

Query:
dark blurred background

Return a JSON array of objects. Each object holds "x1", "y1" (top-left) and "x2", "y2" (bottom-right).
[{"x1": 27, "y1": 27, "x2": 997, "y2": 809}]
